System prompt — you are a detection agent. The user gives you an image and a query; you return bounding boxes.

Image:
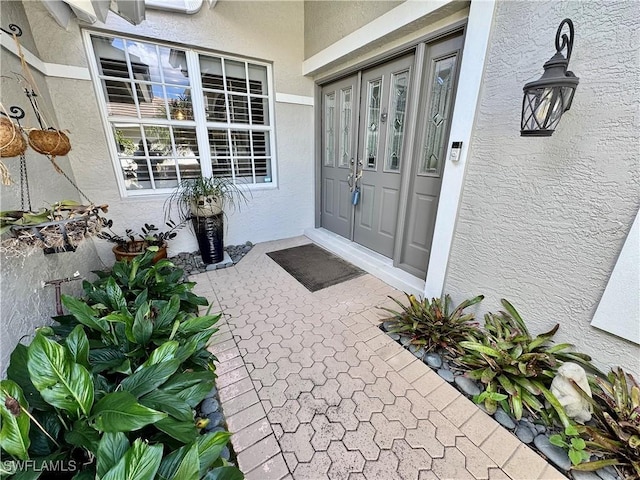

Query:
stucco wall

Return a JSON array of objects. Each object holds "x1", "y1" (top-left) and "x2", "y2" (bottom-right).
[
  {"x1": 20, "y1": 0, "x2": 314, "y2": 263},
  {"x1": 445, "y1": 0, "x2": 640, "y2": 376},
  {"x1": 0, "y1": 2, "x2": 103, "y2": 374},
  {"x1": 304, "y1": 0, "x2": 404, "y2": 58}
]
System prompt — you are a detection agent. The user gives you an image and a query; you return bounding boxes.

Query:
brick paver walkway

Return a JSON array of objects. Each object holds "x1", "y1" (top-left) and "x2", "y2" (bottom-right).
[{"x1": 192, "y1": 237, "x2": 566, "y2": 480}]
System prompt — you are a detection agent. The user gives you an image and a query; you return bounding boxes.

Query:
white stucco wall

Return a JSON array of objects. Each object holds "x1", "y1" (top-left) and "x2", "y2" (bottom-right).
[
  {"x1": 20, "y1": 0, "x2": 314, "y2": 263},
  {"x1": 0, "y1": 2, "x2": 103, "y2": 374},
  {"x1": 445, "y1": 0, "x2": 640, "y2": 376}
]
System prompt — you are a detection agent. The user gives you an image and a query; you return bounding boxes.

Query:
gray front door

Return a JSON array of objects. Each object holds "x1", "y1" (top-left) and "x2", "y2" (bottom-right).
[
  {"x1": 398, "y1": 35, "x2": 463, "y2": 278},
  {"x1": 353, "y1": 54, "x2": 414, "y2": 257},
  {"x1": 320, "y1": 75, "x2": 358, "y2": 238}
]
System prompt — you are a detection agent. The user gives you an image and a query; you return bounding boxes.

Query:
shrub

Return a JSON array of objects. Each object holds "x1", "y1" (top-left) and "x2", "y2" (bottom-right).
[
  {"x1": 380, "y1": 294, "x2": 484, "y2": 355},
  {"x1": 0, "y1": 253, "x2": 242, "y2": 479},
  {"x1": 456, "y1": 299, "x2": 595, "y2": 423}
]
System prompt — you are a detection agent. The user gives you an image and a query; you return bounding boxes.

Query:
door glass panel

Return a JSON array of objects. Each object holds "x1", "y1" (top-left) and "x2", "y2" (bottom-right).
[
  {"x1": 338, "y1": 87, "x2": 353, "y2": 168},
  {"x1": 324, "y1": 92, "x2": 336, "y2": 167},
  {"x1": 365, "y1": 79, "x2": 381, "y2": 170},
  {"x1": 385, "y1": 70, "x2": 408, "y2": 171},
  {"x1": 419, "y1": 54, "x2": 457, "y2": 176}
]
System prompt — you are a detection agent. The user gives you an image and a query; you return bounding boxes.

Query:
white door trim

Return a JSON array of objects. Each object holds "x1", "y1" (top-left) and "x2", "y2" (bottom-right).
[{"x1": 424, "y1": 0, "x2": 496, "y2": 298}]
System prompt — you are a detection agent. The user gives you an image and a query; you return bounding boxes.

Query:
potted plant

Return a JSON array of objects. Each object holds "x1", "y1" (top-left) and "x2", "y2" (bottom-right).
[
  {"x1": 166, "y1": 176, "x2": 247, "y2": 264},
  {"x1": 97, "y1": 219, "x2": 183, "y2": 263}
]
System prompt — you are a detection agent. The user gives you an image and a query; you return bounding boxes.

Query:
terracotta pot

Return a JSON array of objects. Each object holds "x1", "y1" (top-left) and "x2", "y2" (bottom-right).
[
  {"x1": 28, "y1": 129, "x2": 71, "y2": 157},
  {"x1": 0, "y1": 117, "x2": 27, "y2": 158},
  {"x1": 112, "y1": 241, "x2": 167, "y2": 263}
]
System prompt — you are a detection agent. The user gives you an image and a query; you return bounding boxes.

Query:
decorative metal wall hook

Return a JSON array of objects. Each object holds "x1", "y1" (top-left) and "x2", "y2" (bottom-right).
[
  {"x1": 0, "y1": 105, "x2": 26, "y2": 122},
  {"x1": 1, "y1": 24, "x2": 23, "y2": 37},
  {"x1": 555, "y1": 18, "x2": 574, "y2": 64}
]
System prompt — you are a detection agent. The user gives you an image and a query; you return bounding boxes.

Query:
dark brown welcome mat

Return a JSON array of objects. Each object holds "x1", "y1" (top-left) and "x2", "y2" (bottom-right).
[{"x1": 266, "y1": 243, "x2": 365, "y2": 292}]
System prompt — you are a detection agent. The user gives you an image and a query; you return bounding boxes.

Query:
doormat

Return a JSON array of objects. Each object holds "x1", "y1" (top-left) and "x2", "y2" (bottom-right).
[{"x1": 266, "y1": 243, "x2": 365, "y2": 292}]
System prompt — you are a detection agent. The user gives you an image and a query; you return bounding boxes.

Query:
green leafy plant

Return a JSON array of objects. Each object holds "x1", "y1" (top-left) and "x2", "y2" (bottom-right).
[
  {"x1": 380, "y1": 294, "x2": 485, "y2": 355},
  {"x1": 1, "y1": 254, "x2": 242, "y2": 479},
  {"x1": 549, "y1": 424, "x2": 590, "y2": 466},
  {"x1": 572, "y1": 367, "x2": 640, "y2": 478},
  {"x1": 457, "y1": 299, "x2": 595, "y2": 423},
  {"x1": 97, "y1": 220, "x2": 184, "y2": 253}
]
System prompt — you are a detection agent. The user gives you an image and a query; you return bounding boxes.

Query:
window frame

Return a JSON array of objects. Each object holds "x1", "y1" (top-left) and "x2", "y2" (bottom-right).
[{"x1": 83, "y1": 29, "x2": 278, "y2": 198}]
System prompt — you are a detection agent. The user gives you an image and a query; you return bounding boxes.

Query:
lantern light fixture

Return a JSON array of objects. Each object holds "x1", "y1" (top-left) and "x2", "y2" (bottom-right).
[{"x1": 521, "y1": 18, "x2": 579, "y2": 137}]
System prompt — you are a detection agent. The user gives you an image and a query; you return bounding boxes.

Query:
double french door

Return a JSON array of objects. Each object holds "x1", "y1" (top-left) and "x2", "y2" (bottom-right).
[{"x1": 320, "y1": 34, "x2": 463, "y2": 278}]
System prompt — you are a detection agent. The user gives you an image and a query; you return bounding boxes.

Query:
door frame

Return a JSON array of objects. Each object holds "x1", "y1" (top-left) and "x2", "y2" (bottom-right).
[{"x1": 312, "y1": 1, "x2": 497, "y2": 298}]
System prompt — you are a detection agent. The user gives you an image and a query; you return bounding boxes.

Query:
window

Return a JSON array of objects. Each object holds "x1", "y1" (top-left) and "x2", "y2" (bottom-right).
[{"x1": 87, "y1": 33, "x2": 275, "y2": 195}]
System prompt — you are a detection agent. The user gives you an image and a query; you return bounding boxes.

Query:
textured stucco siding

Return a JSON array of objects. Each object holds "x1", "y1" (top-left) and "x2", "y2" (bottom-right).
[
  {"x1": 445, "y1": 0, "x2": 640, "y2": 376},
  {"x1": 19, "y1": 0, "x2": 314, "y2": 263},
  {"x1": 304, "y1": 0, "x2": 404, "y2": 58},
  {"x1": 0, "y1": 2, "x2": 102, "y2": 375}
]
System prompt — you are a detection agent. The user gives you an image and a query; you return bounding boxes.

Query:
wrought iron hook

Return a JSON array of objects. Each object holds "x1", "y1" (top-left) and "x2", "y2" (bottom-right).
[
  {"x1": 554, "y1": 18, "x2": 574, "y2": 63},
  {"x1": 0, "y1": 105, "x2": 25, "y2": 121},
  {"x1": 0, "y1": 24, "x2": 22, "y2": 37}
]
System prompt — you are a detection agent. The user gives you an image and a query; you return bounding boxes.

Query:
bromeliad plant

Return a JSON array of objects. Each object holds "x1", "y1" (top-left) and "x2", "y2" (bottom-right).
[
  {"x1": 571, "y1": 367, "x2": 640, "y2": 478},
  {"x1": 380, "y1": 294, "x2": 485, "y2": 355},
  {"x1": 456, "y1": 299, "x2": 596, "y2": 424},
  {"x1": 0, "y1": 252, "x2": 243, "y2": 479}
]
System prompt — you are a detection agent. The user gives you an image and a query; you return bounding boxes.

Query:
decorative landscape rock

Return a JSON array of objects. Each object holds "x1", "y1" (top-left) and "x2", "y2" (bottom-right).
[
  {"x1": 409, "y1": 344, "x2": 425, "y2": 359},
  {"x1": 454, "y1": 375, "x2": 481, "y2": 397},
  {"x1": 515, "y1": 424, "x2": 535, "y2": 444},
  {"x1": 493, "y1": 408, "x2": 516, "y2": 430},
  {"x1": 200, "y1": 397, "x2": 220, "y2": 416},
  {"x1": 534, "y1": 434, "x2": 571, "y2": 471},
  {"x1": 424, "y1": 353, "x2": 443, "y2": 369},
  {"x1": 437, "y1": 368, "x2": 454, "y2": 383},
  {"x1": 550, "y1": 362, "x2": 593, "y2": 423},
  {"x1": 572, "y1": 471, "x2": 604, "y2": 480},
  {"x1": 170, "y1": 242, "x2": 253, "y2": 278}
]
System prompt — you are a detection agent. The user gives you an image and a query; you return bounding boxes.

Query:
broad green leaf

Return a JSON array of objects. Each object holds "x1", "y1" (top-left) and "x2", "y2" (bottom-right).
[
  {"x1": 97, "y1": 432, "x2": 129, "y2": 479},
  {"x1": 171, "y1": 443, "x2": 199, "y2": 480},
  {"x1": 497, "y1": 375, "x2": 517, "y2": 395},
  {"x1": 154, "y1": 296, "x2": 182, "y2": 331},
  {"x1": 6, "y1": 344, "x2": 47, "y2": 410},
  {"x1": 571, "y1": 437, "x2": 586, "y2": 450},
  {"x1": 569, "y1": 448, "x2": 585, "y2": 466},
  {"x1": 458, "y1": 341, "x2": 501, "y2": 358},
  {"x1": 177, "y1": 313, "x2": 221, "y2": 336},
  {"x1": 139, "y1": 391, "x2": 193, "y2": 422},
  {"x1": 105, "y1": 277, "x2": 127, "y2": 311},
  {"x1": 65, "y1": 325, "x2": 90, "y2": 369},
  {"x1": 64, "y1": 419, "x2": 101, "y2": 454},
  {"x1": 27, "y1": 333, "x2": 94, "y2": 417},
  {"x1": 500, "y1": 299, "x2": 529, "y2": 337},
  {"x1": 548, "y1": 434, "x2": 566, "y2": 447},
  {"x1": 132, "y1": 303, "x2": 153, "y2": 345},
  {"x1": 161, "y1": 371, "x2": 216, "y2": 408},
  {"x1": 91, "y1": 391, "x2": 166, "y2": 432},
  {"x1": 119, "y1": 359, "x2": 181, "y2": 398},
  {"x1": 203, "y1": 466, "x2": 244, "y2": 480},
  {"x1": 61, "y1": 295, "x2": 109, "y2": 334},
  {"x1": 140, "y1": 341, "x2": 179, "y2": 369},
  {"x1": 154, "y1": 416, "x2": 198, "y2": 443},
  {"x1": 534, "y1": 381, "x2": 572, "y2": 429},
  {"x1": 102, "y1": 439, "x2": 163, "y2": 480},
  {"x1": 90, "y1": 348, "x2": 127, "y2": 374},
  {"x1": 197, "y1": 432, "x2": 232, "y2": 476},
  {"x1": 0, "y1": 380, "x2": 30, "y2": 460},
  {"x1": 28, "y1": 410, "x2": 62, "y2": 456}
]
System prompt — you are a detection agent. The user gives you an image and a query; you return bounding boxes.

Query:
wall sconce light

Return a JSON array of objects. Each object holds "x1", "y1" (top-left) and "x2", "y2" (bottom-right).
[{"x1": 521, "y1": 18, "x2": 579, "y2": 137}]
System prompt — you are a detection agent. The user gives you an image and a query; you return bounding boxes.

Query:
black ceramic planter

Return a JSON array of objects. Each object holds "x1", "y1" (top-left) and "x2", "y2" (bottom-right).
[{"x1": 192, "y1": 213, "x2": 224, "y2": 264}]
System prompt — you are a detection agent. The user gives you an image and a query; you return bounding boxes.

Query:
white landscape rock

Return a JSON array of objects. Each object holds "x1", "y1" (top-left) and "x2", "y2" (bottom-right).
[{"x1": 550, "y1": 362, "x2": 593, "y2": 423}]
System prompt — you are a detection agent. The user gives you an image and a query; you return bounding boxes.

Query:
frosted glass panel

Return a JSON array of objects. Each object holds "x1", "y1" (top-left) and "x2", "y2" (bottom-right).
[
  {"x1": 385, "y1": 70, "x2": 408, "y2": 171},
  {"x1": 338, "y1": 87, "x2": 353, "y2": 168},
  {"x1": 420, "y1": 55, "x2": 457, "y2": 176},
  {"x1": 365, "y1": 79, "x2": 381, "y2": 170},
  {"x1": 324, "y1": 92, "x2": 336, "y2": 167}
]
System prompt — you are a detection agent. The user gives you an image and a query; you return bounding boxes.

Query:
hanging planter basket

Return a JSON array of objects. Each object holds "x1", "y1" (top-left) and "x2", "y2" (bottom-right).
[
  {"x1": 0, "y1": 117, "x2": 27, "y2": 158},
  {"x1": 28, "y1": 129, "x2": 71, "y2": 157},
  {"x1": 1, "y1": 204, "x2": 107, "y2": 256}
]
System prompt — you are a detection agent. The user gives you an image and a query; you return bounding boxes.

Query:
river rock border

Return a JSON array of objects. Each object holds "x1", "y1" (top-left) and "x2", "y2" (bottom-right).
[{"x1": 378, "y1": 323, "x2": 623, "y2": 480}]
